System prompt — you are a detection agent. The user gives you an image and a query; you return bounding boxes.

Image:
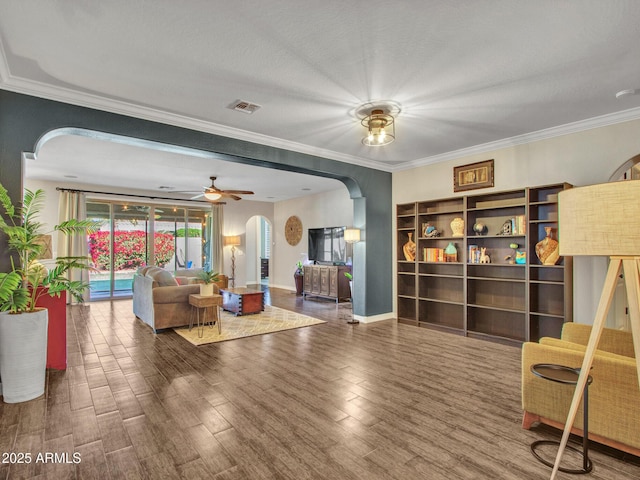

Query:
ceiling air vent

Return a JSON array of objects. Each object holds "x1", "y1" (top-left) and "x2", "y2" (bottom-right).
[{"x1": 228, "y1": 99, "x2": 261, "y2": 114}]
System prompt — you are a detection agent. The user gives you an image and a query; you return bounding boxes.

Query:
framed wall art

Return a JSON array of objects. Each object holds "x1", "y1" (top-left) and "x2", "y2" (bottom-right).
[{"x1": 453, "y1": 159, "x2": 494, "y2": 192}]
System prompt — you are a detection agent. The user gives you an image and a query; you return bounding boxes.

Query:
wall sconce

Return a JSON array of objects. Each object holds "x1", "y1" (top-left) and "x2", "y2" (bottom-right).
[
  {"x1": 224, "y1": 235, "x2": 241, "y2": 287},
  {"x1": 344, "y1": 228, "x2": 361, "y2": 243}
]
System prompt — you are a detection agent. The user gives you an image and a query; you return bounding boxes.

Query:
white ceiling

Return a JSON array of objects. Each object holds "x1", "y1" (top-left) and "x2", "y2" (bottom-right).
[{"x1": 2, "y1": 1, "x2": 640, "y2": 199}]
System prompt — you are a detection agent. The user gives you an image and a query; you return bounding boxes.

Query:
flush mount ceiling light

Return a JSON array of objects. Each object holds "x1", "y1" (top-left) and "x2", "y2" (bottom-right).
[{"x1": 356, "y1": 101, "x2": 401, "y2": 147}]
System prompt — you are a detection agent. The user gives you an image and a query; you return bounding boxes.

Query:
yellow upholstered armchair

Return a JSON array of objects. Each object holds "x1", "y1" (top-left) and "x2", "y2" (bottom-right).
[{"x1": 521, "y1": 322, "x2": 639, "y2": 456}]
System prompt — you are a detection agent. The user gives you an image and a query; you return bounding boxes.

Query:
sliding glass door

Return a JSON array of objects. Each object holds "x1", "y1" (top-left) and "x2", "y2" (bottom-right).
[
  {"x1": 86, "y1": 200, "x2": 212, "y2": 300},
  {"x1": 87, "y1": 202, "x2": 150, "y2": 299}
]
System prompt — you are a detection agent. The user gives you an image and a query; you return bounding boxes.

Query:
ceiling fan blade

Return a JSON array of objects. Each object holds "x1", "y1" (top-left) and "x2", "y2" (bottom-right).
[
  {"x1": 223, "y1": 193, "x2": 243, "y2": 201},
  {"x1": 190, "y1": 193, "x2": 204, "y2": 199},
  {"x1": 220, "y1": 189, "x2": 254, "y2": 195}
]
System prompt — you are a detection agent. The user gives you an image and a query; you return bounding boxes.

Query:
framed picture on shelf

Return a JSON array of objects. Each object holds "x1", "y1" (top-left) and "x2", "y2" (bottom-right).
[{"x1": 453, "y1": 159, "x2": 494, "y2": 192}]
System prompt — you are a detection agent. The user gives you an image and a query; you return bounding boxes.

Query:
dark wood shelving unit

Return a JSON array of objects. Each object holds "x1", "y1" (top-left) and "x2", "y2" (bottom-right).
[{"x1": 396, "y1": 183, "x2": 573, "y2": 345}]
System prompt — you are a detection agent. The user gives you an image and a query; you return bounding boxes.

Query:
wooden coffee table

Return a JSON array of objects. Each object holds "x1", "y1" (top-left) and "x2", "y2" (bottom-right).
[{"x1": 220, "y1": 287, "x2": 264, "y2": 316}]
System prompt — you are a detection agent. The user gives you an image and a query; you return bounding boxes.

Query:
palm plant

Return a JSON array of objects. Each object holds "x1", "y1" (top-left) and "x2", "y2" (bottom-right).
[
  {"x1": 0, "y1": 184, "x2": 102, "y2": 313},
  {"x1": 197, "y1": 269, "x2": 219, "y2": 285}
]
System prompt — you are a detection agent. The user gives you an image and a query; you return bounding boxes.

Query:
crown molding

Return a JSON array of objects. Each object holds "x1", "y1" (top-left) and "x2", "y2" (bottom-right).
[
  {"x1": 0, "y1": 73, "x2": 394, "y2": 172},
  {"x1": 3, "y1": 60, "x2": 640, "y2": 175},
  {"x1": 392, "y1": 106, "x2": 640, "y2": 171}
]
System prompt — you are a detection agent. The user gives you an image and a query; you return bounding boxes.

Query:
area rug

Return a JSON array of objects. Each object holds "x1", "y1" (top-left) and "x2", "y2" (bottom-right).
[{"x1": 173, "y1": 305, "x2": 326, "y2": 346}]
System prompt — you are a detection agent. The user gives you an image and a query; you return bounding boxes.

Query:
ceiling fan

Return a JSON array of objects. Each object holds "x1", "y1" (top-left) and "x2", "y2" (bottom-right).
[{"x1": 184, "y1": 176, "x2": 254, "y2": 201}]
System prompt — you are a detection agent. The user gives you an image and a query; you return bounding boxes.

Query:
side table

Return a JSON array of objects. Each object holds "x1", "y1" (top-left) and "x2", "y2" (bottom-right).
[
  {"x1": 189, "y1": 294, "x2": 222, "y2": 338},
  {"x1": 530, "y1": 363, "x2": 593, "y2": 474}
]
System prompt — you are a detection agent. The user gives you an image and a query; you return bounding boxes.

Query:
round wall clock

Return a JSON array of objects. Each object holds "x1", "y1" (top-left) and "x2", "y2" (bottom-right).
[{"x1": 285, "y1": 215, "x2": 303, "y2": 246}]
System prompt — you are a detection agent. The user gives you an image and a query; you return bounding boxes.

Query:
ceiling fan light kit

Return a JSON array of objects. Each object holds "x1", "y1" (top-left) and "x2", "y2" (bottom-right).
[
  {"x1": 178, "y1": 176, "x2": 255, "y2": 202},
  {"x1": 203, "y1": 191, "x2": 222, "y2": 201}
]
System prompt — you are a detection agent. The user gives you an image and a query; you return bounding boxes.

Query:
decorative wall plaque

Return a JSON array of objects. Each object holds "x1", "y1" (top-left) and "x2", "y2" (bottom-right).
[{"x1": 285, "y1": 215, "x2": 302, "y2": 246}]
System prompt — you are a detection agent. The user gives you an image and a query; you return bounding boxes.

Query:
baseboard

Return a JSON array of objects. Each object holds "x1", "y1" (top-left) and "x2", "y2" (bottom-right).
[{"x1": 355, "y1": 312, "x2": 395, "y2": 324}]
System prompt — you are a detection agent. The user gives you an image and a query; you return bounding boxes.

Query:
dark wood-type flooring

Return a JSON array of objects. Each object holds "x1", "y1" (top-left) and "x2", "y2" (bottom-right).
[{"x1": 1, "y1": 287, "x2": 638, "y2": 479}]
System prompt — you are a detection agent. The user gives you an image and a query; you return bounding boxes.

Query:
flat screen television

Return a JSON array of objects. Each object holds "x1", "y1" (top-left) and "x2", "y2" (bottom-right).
[{"x1": 308, "y1": 226, "x2": 348, "y2": 264}]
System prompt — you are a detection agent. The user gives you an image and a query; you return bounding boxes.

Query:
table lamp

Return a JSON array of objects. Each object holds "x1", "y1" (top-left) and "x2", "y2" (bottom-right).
[
  {"x1": 224, "y1": 235, "x2": 241, "y2": 288},
  {"x1": 550, "y1": 180, "x2": 640, "y2": 479}
]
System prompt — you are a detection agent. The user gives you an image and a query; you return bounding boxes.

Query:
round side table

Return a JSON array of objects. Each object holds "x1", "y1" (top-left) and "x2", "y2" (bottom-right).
[{"x1": 530, "y1": 363, "x2": 593, "y2": 474}]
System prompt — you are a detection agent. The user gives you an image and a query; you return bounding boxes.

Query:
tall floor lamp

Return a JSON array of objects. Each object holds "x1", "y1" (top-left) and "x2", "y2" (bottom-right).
[
  {"x1": 550, "y1": 180, "x2": 640, "y2": 479},
  {"x1": 224, "y1": 235, "x2": 241, "y2": 288},
  {"x1": 344, "y1": 228, "x2": 361, "y2": 324}
]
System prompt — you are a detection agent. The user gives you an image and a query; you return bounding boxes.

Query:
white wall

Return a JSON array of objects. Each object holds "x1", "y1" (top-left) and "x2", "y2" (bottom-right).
[
  {"x1": 271, "y1": 187, "x2": 353, "y2": 291},
  {"x1": 393, "y1": 118, "x2": 640, "y2": 325}
]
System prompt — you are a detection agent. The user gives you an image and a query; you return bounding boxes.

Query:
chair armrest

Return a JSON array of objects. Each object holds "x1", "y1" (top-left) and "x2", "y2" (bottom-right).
[{"x1": 522, "y1": 341, "x2": 640, "y2": 445}]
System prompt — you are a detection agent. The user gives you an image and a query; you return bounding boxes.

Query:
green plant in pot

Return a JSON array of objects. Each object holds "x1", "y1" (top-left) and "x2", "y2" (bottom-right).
[
  {"x1": 0, "y1": 185, "x2": 102, "y2": 403},
  {"x1": 197, "y1": 269, "x2": 219, "y2": 296}
]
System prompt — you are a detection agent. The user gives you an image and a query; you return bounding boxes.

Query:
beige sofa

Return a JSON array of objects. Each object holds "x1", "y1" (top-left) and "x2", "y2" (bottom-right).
[
  {"x1": 522, "y1": 323, "x2": 639, "y2": 456},
  {"x1": 132, "y1": 266, "x2": 224, "y2": 332}
]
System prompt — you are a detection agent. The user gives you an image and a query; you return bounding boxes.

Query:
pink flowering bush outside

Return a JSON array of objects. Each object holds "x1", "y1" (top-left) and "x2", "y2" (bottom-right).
[{"x1": 89, "y1": 231, "x2": 175, "y2": 270}]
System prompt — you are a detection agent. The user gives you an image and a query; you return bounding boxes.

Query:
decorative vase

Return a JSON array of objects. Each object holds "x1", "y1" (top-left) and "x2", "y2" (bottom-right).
[
  {"x1": 0, "y1": 309, "x2": 48, "y2": 403},
  {"x1": 200, "y1": 283, "x2": 214, "y2": 296},
  {"x1": 450, "y1": 217, "x2": 464, "y2": 237},
  {"x1": 403, "y1": 232, "x2": 416, "y2": 261},
  {"x1": 473, "y1": 222, "x2": 487, "y2": 235},
  {"x1": 444, "y1": 242, "x2": 458, "y2": 262},
  {"x1": 535, "y1": 227, "x2": 560, "y2": 265},
  {"x1": 294, "y1": 273, "x2": 304, "y2": 296}
]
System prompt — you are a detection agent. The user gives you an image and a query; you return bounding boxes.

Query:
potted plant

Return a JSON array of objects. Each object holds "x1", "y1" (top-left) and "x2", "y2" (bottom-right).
[
  {"x1": 0, "y1": 185, "x2": 101, "y2": 403},
  {"x1": 197, "y1": 269, "x2": 219, "y2": 296},
  {"x1": 294, "y1": 261, "x2": 304, "y2": 296}
]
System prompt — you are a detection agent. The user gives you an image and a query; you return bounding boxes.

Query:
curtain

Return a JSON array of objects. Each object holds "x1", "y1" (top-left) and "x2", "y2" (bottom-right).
[
  {"x1": 211, "y1": 204, "x2": 224, "y2": 274},
  {"x1": 57, "y1": 190, "x2": 89, "y2": 303}
]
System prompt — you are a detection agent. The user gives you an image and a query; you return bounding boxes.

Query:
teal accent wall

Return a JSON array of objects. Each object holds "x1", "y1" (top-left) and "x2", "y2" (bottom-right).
[{"x1": 0, "y1": 90, "x2": 392, "y2": 316}]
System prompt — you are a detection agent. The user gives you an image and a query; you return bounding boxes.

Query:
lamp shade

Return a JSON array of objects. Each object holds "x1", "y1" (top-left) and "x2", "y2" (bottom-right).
[
  {"x1": 558, "y1": 180, "x2": 640, "y2": 256},
  {"x1": 344, "y1": 228, "x2": 361, "y2": 243},
  {"x1": 224, "y1": 235, "x2": 241, "y2": 246}
]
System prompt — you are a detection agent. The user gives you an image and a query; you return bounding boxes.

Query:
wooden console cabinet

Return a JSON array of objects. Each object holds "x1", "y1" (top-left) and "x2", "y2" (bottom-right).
[
  {"x1": 303, "y1": 265, "x2": 351, "y2": 303},
  {"x1": 397, "y1": 183, "x2": 573, "y2": 345}
]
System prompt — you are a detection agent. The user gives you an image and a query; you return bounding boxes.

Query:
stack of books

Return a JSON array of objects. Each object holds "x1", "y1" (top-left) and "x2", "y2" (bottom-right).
[
  {"x1": 511, "y1": 215, "x2": 526, "y2": 235},
  {"x1": 423, "y1": 247, "x2": 444, "y2": 262}
]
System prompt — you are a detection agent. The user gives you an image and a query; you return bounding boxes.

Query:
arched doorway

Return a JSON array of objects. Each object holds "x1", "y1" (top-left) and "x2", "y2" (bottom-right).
[
  {"x1": 245, "y1": 215, "x2": 272, "y2": 287},
  {"x1": 0, "y1": 90, "x2": 393, "y2": 319}
]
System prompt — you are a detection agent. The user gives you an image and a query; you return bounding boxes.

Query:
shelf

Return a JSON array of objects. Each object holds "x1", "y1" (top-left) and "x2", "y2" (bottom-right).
[
  {"x1": 419, "y1": 207, "x2": 464, "y2": 215},
  {"x1": 396, "y1": 183, "x2": 572, "y2": 345},
  {"x1": 419, "y1": 273, "x2": 463, "y2": 279},
  {"x1": 418, "y1": 297, "x2": 464, "y2": 306},
  {"x1": 419, "y1": 236, "x2": 462, "y2": 241},
  {"x1": 530, "y1": 219, "x2": 558, "y2": 224},
  {"x1": 467, "y1": 303, "x2": 525, "y2": 314},
  {"x1": 530, "y1": 279, "x2": 564, "y2": 286},
  {"x1": 468, "y1": 276, "x2": 526, "y2": 283},
  {"x1": 530, "y1": 310, "x2": 564, "y2": 319},
  {"x1": 468, "y1": 203, "x2": 526, "y2": 211},
  {"x1": 467, "y1": 234, "x2": 525, "y2": 239}
]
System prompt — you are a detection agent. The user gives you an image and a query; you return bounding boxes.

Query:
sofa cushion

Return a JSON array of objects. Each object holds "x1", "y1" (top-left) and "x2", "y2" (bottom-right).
[{"x1": 148, "y1": 268, "x2": 179, "y2": 287}]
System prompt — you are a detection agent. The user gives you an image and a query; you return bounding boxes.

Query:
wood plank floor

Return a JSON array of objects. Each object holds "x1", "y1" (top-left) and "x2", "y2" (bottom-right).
[{"x1": 1, "y1": 287, "x2": 638, "y2": 479}]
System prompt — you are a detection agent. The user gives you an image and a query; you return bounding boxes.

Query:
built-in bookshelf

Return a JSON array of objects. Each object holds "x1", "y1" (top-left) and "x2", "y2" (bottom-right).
[{"x1": 396, "y1": 183, "x2": 572, "y2": 345}]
